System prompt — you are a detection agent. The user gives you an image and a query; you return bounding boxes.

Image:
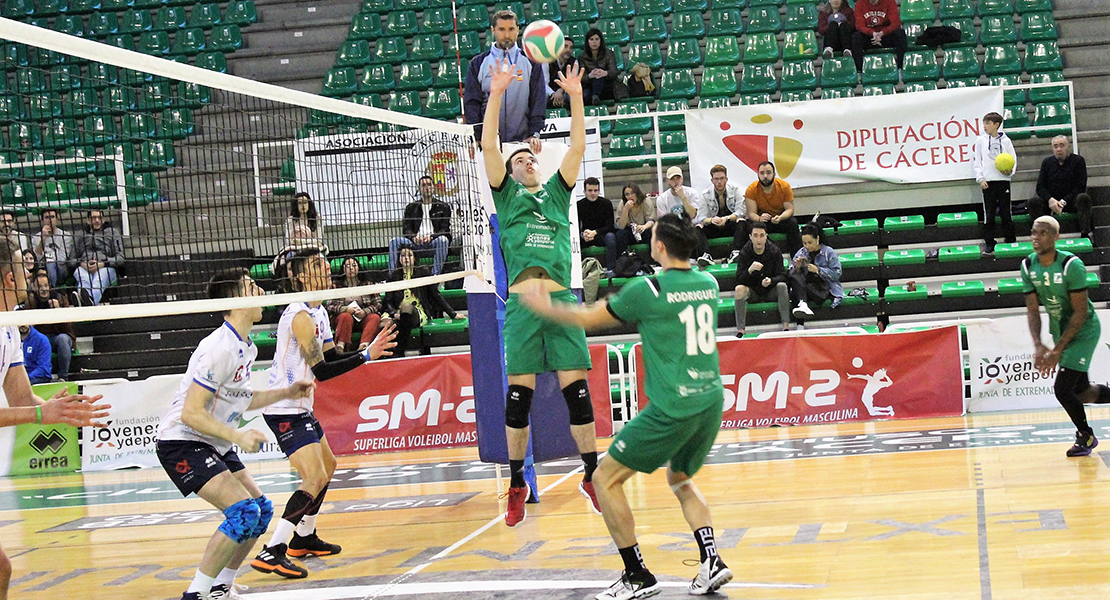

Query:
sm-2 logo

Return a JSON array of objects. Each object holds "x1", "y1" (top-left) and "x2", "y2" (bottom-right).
[
  {"x1": 357, "y1": 387, "x2": 477, "y2": 432},
  {"x1": 722, "y1": 361, "x2": 895, "y2": 418}
]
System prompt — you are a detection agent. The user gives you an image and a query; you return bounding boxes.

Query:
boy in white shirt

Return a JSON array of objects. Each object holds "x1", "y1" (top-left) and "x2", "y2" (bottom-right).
[{"x1": 972, "y1": 111, "x2": 1017, "y2": 254}]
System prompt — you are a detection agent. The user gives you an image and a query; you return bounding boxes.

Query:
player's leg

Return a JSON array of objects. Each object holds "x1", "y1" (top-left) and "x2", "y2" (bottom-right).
[
  {"x1": 0, "y1": 542, "x2": 10, "y2": 600},
  {"x1": 1055, "y1": 367, "x2": 1099, "y2": 456},
  {"x1": 210, "y1": 467, "x2": 272, "y2": 600},
  {"x1": 502, "y1": 294, "x2": 545, "y2": 525},
  {"x1": 290, "y1": 430, "x2": 342, "y2": 557},
  {"x1": 190, "y1": 472, "x2": 259, "y2": 600},
  {"x1": 557, "y1": 367, "x2": 600, "y2": 512}
]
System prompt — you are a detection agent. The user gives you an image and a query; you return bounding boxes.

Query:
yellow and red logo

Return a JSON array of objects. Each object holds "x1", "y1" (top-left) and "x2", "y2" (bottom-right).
[{"x1": 718, "y1": 115, "x2": 805, "y2": 178}]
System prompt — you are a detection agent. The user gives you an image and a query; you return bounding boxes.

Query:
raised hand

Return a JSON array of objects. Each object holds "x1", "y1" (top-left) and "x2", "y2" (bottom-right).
[
  {"x1": 237, "y1": 430, "x2": 268, "y2": 453},
  {"x1": 363, "y1": 323, "x2": 399, "y2": 360},
  {"x1": 42, "y1": 393, "x2": 110, "y2": 428},
  {"x1": 488, "y1": 58, "x2": 517, "y2": 96},
  {"x1": 554, "y1": 61, "x2": 584, "y2": 98}
]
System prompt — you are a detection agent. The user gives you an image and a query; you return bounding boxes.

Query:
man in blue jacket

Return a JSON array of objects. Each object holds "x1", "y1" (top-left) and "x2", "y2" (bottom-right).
[
  {"x1": 463, "y1": 10, "x2": 546, "y2": 153},
  {"x1": 20, "y1": 324, "x2": 52, "y2": 384}
]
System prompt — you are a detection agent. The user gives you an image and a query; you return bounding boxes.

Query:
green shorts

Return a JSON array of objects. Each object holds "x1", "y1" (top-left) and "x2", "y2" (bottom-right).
[
  {"x1": 504, "y1": 289, "x2": 591, "y2": 375},
  {"x1": 608, "y1": 399, "x2": 723, "y2": 476},
  {"x1": 1060, "y1": 318, "x2": 1100, "y2": 372}
]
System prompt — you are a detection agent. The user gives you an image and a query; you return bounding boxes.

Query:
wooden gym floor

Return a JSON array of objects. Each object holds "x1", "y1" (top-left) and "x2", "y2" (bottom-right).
[{"x1": 4, "y1": 407, "x2": 1110, "y2": 600}]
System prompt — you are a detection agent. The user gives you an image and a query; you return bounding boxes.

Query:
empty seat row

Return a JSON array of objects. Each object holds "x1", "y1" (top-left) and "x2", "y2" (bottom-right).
[
  {"x1": 1, "y1": 81, "x2": 212, "y2": 120},
  {"x1": 4, "y1": 0, "x2": 256, "y2": 19}
]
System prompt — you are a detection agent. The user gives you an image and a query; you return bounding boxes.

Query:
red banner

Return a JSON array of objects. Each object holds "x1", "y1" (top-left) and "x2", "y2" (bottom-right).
[
  {"x1": 635, "y1": 327, "x2": 964, "y2": 427},
  {"x1": 315, "y1": 346, "x2": 613, "y2": 455}
]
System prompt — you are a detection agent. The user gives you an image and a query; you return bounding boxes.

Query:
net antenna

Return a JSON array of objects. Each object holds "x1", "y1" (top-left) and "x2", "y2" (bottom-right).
[{"x1": 0, "y1": 17, "x2": 484, "y2": 326}]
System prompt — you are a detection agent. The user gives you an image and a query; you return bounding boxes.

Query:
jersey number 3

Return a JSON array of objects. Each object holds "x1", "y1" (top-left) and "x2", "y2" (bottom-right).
[{"x1": 679, "y1": 304, "x2": 715, "y2": 356}]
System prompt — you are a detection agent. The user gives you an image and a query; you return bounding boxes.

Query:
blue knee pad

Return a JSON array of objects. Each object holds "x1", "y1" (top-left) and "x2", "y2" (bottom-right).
[
  {"x1": 251, "y1": 495, "x2": 273, "y2": 539},
  {"x1": 218, "y1": 498, "x2": 261, "y2": 544}
]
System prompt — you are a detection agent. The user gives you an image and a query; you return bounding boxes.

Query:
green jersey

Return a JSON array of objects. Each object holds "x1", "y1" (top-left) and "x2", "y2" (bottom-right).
[
  {"x1": 607, "y1": 268, "x2": 723, "y2": 418},
  {"x1": 490, "y1": 172, "x2": 574, "y2": 288},
  {"x1": 1021, "y1": 250, "x2": 1098, "y2": 342}
]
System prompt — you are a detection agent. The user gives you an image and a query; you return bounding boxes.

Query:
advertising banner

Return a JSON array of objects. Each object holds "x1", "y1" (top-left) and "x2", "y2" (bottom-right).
[
  {"x1": 636, "y1": 328, "x2": 965, "y2": 426},
  {"x1": 965, "y1": 310, "x2": 1110, "y2": 413},
  {"x1": 685, "y1": 87, "x2": 1004, "y2": 189},
  {"x1": 8, "y1": 383, "x2": 80, "y2": 477}
]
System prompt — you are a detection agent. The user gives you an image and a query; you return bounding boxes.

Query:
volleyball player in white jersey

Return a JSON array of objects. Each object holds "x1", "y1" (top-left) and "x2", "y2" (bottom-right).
[
  {"x1": 0, "y1": 239, "x2": 110, "y2": 600},
  {"x1": 156, "y1": 268, "x2": 316, "y2": 600},
  {"x1": 252, "y1": 247, "x2": 396, "y2": 578}
]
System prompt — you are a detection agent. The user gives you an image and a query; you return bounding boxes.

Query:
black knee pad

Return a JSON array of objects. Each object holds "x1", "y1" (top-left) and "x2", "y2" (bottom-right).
[
  {"x1": 1056, "y1": 367, "x2": 1089, "y2": 398},
  {"x1": 505, "y1": 385, "x2": 533, "y2": 429},
  {"x1": 563, "y1": 379, "x2": 595, "y2": 426}
]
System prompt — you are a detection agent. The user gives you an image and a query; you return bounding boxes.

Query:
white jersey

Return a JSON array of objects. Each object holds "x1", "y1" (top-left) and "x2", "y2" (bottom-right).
[
  {"x1": 0, "y1": 325, "x2": 24, "y2": 385},
  {"x1": 158, "y1": 322, "x2": 258, "y2": 454},
  {"x1": 264, "y1": 302, "x2": 331, "y2": 415}
]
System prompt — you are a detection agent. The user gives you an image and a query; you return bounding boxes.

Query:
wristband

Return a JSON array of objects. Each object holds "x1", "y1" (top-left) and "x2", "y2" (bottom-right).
[{"x1": 35, "y1": 405, "x2": 42, "y2": 424}]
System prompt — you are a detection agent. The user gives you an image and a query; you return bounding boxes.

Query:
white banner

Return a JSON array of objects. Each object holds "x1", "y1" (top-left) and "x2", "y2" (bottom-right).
[
  {"x1": 966, "y1": 310, "x2": 1110, "y2": 413},
  {"x1": 686, "y1": 87, "x2": 1004, "y2": 189},
  {"x1": 81, "y1": 371, "x2": 287, "y2": 472}
]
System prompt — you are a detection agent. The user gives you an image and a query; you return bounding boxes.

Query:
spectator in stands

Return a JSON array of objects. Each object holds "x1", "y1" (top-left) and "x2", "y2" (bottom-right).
[
  {"x1": 621, "y1": 63, "x2": 656, "y2": 99},
  {"x1": 464, "y1": 10, "x2": 545, "y2": 152},
  {"x1": 546, "y1": 38, "x2": 577, "y2": 109},
  {"x1": 819, "y1": 0, "x2": 855, "y2": 58},
  {"x1": 384, "y1": 247, "x2": 457, "y2": 356},
  {"x1": 788, "y1": 223, "x2": 843, "y2": 329},
  {"x1": 578, "y1": 177, "x2": 622, "y2": 270},
  {"x1": 20, "y1": 324, "x2": 52, "y2": 385},
  {"x1": 68, "y1": 209, "x2": 123, "y2": 305},
  {"x1": 700, "y1": 164, "x2": 749, "y2": 264},
  {"x1": 25, "y1": 270, "x2": 76, "y2": 381},
  {"x1": 657, "y1": 166, "x2": 714, "y2": 266},
  {"x1": 30, "y1": 208, "x2": 73, "y2": 287},
  {"x1": 286, "y1": 192, "x2": 323, "y2": 246},
  {"x1": 972, "y1": 112, "x2": 1017, "y2": 254},
  {"x1": 733, "y1": 222, "x2": 790, "y2": 336},
  {"x1": 1028, "y1": 135, "x2": 1092, "y2": 241},
  {"x1": 327, "y1": 257, "x2": 389, "y2": 353},
  {"x1": 389, "y1": 176, "x2": 452, "y2": 275},
  {"x1": 745, "y1": 161, "x2": 803, "y2": 257},
  {"x1": 0, "y1": 210, "x2": 28, "y2": 252},
  {"x1": 617, "y1": 183, "x2": 656, "y2": 248},
  {"x1": 578, "y1": 29, "x2": 618, "y2": 106},
  {"x1": 850, "y1": 0, "x2": 908, "y2": 72}
]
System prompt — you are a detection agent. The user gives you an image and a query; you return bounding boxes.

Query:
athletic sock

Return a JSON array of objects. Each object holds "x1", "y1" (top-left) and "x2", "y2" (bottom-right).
[
  {"x1": 694, "y1": 526, "x2": 718, "y2": 563},
  {"x1": 214, "y1": 567, "x2": 237, "y2": 587},
  {"x1": 618, "y1": 544, "x2": 648, "y2": 577},
  {"x1": 581, "y1": 451, "x2": 598, "y2": 482},
  {"x1": 509, "y1": 459, "x2": 526, "y2": 488},
  {"x1": 267, "y1": 519, "x2": 296, "y2": 549},
  {"x1": 186, "y1": 570, "x2": 216, "y2": 594},
  {"x1": 296, "y1": 514, "x2": 318, "y2": 537}
]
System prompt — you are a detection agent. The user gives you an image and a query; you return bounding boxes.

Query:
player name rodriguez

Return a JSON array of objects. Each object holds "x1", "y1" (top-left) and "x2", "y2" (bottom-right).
[{"x1": 667, "y1": 290, "x2": 717, "y2": 303}]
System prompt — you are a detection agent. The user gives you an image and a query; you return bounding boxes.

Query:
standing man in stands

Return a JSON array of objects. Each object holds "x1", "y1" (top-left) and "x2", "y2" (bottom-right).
[
  {"x1": 1028, "y1": 135, "x2": 1092, "y2": 242},
  {"x1": 850, "y1": 0, "x2": 908, "y2": 73},
  {"x1": 700, "y1": 164, "x2": 749, "y2": 264},
  {"x1": 388, "y1": 176, "x2": 453, "y2": 276},
  {"x1": 745, "y1": 161, "x2": 803, "y2": 257},
  {"x1": 464, "y1": 10, "x2": 546, "y2": 152}
]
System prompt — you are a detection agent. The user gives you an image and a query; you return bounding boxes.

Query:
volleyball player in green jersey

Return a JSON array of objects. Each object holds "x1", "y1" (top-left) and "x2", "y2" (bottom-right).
[
  {"x1": 481, "y1": 60, "x2": 602, "y2": 526},
  {"x1": 1023, "y1": 216, "x2": 1110, "y2": 457},
  {"x1": 524, "y1": 213, "x2": 733, "y2": 600}
]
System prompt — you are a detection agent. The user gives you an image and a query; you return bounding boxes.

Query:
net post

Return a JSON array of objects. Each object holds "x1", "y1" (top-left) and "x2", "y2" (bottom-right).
[
  {"x1": 251, "y1": 142, "x2": 264, "y2": 228},
  {"x1": 114, "y1": 152, "x2": 130, "y2": 237}
]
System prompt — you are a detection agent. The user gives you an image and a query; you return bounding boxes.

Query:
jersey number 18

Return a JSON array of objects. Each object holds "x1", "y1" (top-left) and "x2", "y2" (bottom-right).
[{"x1": 678, "y1": 304, "x2": 715, "y2": 356}]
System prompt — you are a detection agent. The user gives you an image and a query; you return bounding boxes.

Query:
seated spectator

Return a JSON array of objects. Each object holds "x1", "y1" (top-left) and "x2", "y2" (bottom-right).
[
  {"x1": 616, "y1": 183, "x2": 656, "y2": 248},
  {"x1": 621, "y1": 63, "x2": 656, "y2": 99},
  {"x1": 699, "y1": 164, "x2": 749, "y2": 262},
  {"x1": 24, "y1": 270, "x2": 76, "y2": 380},
  {"x1": 389, "y1": 176, "x2": 453, "y2": 275},
  {"x1": 788, "y1": 223, "x2": 844, "y2": 328},
  {"x1": 1028, "y1": 135, "x2": 1092, "y2": 241},
  {"x1": 745, "y1": 161, "x2": 803, "y2": 257},
  {"x1": 0, "y1": 210, "x2": 28, "y2": 252},
  {"x1": 546, "y1": 38, "x2": 578, "y2": 109},
  {"x1": 286, "y1": 192, "x2": 323, "y2": 246},
  {"x1": 578, "y1": 177, "x2": 623, "y2": 269},
  {"x1": 20, "y1": 324, "x2": 52, "y2": 384},
  {"x1": 384, "y1": 247, "x2": 457, "y2": 356},
  {"x1": 657, "y1": 166, "x2": 714, "y2": 265},
  {"x1": 819, "y1": 0, "x2": 855, "y2": 58},
  {"x1": 850, "y1": 0, "x2": 908, "y2": 72},
  {"x1": 578, "y1": 29, "x2": 618, "y2": 105},
  {"x1": 30, "y1": 208, "x2": 73, "y2": 287},
  {"x1": 326, "y1": 257, "x2": 390, "y2": 353},
  {"x1": 733, "y1": 222, "x2": 790, "y2": 336},
  {"x1": 67, "y1": 209, "x2": 123, "y2": 305}
]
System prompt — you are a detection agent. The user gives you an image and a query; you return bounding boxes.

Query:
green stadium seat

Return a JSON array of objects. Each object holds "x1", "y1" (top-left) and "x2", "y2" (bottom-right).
[
  {"x1": 1, "y1": 181, "x2": 37, "y2": 205},
  {"x1": 983, "y1": 44, "x2": 1022, "y2": 75},
  {"x1": 372, "y1": 36, "x2": 408, "y2": 64},
  {"x1": 48, "y1": 64, "x2": 84, "y2": 92},
  {"x1": 994, "y1": 241, "x2": 1033, "y2": 258},
  {"x1": 67, "y1": 0, "x2": 101, "y2": 15},
  {"x1": 862, "y1": 53, "x2": 898, "y2": 84},
  {"x1": 21, "y1": 149, "x2": 57, "y2": 179},
  {"x1": 938, "y1": 0, "x2": 973, "y2": 19},
  {"x1": 996, "y1": 278, "x2": 1026, "y2": 294},
  {"x1": 102, "y1": 86, "x2": 136, "y2": 114},
  {"x1": 135, "y1": 80, "x2": 172, "y2": 112},
  {"x1": 746, "y1": 6, "x2": 781, "y2": 33},
  {"x1": 322, "y1": 67, "x2": 359, "y2": 97},
  {"x1": 335, "y1": 122, "x2": 369, "y2": 135},
  {"x1": 602, "y1": 0, "x2": 635, "y2": 18},
  {"x1": 351, "y1": 93, "x2": 384, "y2": 112},
  {"x1": 782, "y1": 30, "x2": 817, "y2": 60},
  {"x1": 698, "y1": 96, "x2": 729, "y2": 108},
  {"x1": 310, "y1": 107, "x2": 345, "y2": 126},
  {"x1": 943, "y1": 18, "x2": 977, "y2": 46},
  {"x1": 41, "y1": 180, "x2": 80, "y2": 203},
  {"x1": 388, "y1": 90, "x2": 422, "y2": 115},
  {"x1": 658, "y1": 68, "x2": 697, "y2": 99},
  {"x1": 154, "y1": 6, "x2": 187, "y2": 30},
  {"x1": 88, "y1": 11, "x2": 120, "y2": 37},
  {"x1": 433, "y1": 60, "x2": 464, "y2": 88},
  {"x1": 565, "y1": 0, "x2": 598, "y2": 21},
  {"x1": 674, "y1": 0, "x2": 707, "y2": 10},
  {"x1": 384, "y1": 10, "x2": 418, "y2": 36},
  {"x1": 637, "y1": 0, "x2": 672, "y2": 15},
  {"x1": 900, "y1": 0, "x2": 935, "y2": 23},
  {"x1": 741, "y1": 92, "x2": 771, "y2": 103},
  {"x1": 978, "y1": 0, "x2": 1013, "y2": 16},
  {"x1": 598, "y1": 17, "x2": 631, "y2": 45},
  {"x1": 456, "y1": 5, "x2": 489, "y2": 31},
  {"x1": 209, "y1": 24, "x2": 243, "y2": 52},
  {"x1": 605, "y1": 134, "x2": 651, "y2": 168},
  {"x1": 627, "y1": 42, "x2": 663, "y2": 69},
  {"x1": 297, "y1": 123, "x2": 328, "y2": 139},
  {"x1": 820, "y1": 55, "x2": 857, "y2": 88},
  {"x1": 194, "y1": 50, "x2": 227, "y2": 72},
  {"x1": 840, "y1": 251, "x2": 880, "y2": 269},
  {"x1": 743, "y1": 32, "x2": 779, "y2": 63},
  {"x1": 15, "y1": 67, "x2": 45, "y2": 95},
  {"x1": 187, "y1": 3, "x2": 222, "y2": 28},
  {"x1": 780, "y1": 60, "x2": 817, "y2": 90},
  {"x1": 121, "y1": 112, "x2": 158, "y2": 141},
  {"x1": 944, "y1": 78, "x2": 979, "y2": 89},
  {"x1": 361, "y1": 0, "x2": 395, "y2": 13},
  {"x1": 119, "y1": 8, "x2": 154, "y2": 34},
  {"x1": 546, "y1": 108, "x2": 568, "y2": 120},
  {"x1": 171, "y1": 27, "x2": 206, "y2": 55},
  {"x1": 53, "y1": 14, "x2": 87, "y2": 37},
  {"x1": 424, "y1": 88, "x2": 462, "y2": 119},
  {"x1": 942, "y1": 46, "x2": 980, "y2": 79},
  {"x1": 411, "y1": 34, "x2": 446, "y2": 62},
  {"x1": 83, "y1": 115, "x2": 117, "y2": 143},
  {"x1": 81, "y1": 174, "x2": 116, "y2": 199},
  {"x1": 937, "y1": 212, "x2": 978, "y2": 228},
  {"x1": 7, "y1": 122, "x2": 42, "y2": 150},
  {"x1": 740, "y1": 62, "x2": 776, "y2": 94},
  {"x1": 708, "y1": 9, "x2": 743, "y2": 36},
  {"x1": 224, "y1": 0, "x2": 258, "y2": 26},
  {"x1": 779, "y1": 90, "x2": 811, "y2": 102},
  {"x1": 659, "y1": 130, "x2": 687, "y2": 159},
  {"x1": 27, "y1": 92, "x2": 61, "y2": 121},
  {"x1": 1020, "y1": 12, "x2": 1057, "y2": 42},
  {"x1": 989, "y1": 73, "x2": 1026, "y2": 104},
  {"x1": 125, "y1": 171, "x2": 158, "y2": 205},
  {"x1": 44, "y1": 118, "x2": 83, "y2": 149},
  {"x1": 1024, "y1": 41, "x2": 1062, "y2": 73},
  {"x1": 704, "y1": 36, "x2": 740, "y2": 66},
  {"x1": 884, "y1": 214, "x2": 924, "y2": 231},
  {"x1": 529, "y1": 0, "x2": 562, "y2": 22},
  {"x1": 419, "y1": 6, "x2": 454, "y2": 33},
  {"x1": 561, "y1": 19, "x2": 591, "y2": 41},
  {"x1": 336, "y1": 40, "x2": 371, "y2": 67},
  {"x1": 34, "y1": 0, "x2": 65, "y2": 17},
  {"x1": 349, "y1": 13, "x2": 383, "y2": 38},
  {"x1": 101, "y1": 0, "x2": 133, "y2": 12},
  {"x1": 135, "y1": 139, "x2": 174, "y2": 171},
  {"x1": 397, "y1": 0, "x2": 428, "y2": 8},
  {"x1": 1058, "y1": 237, "x2": 1093, "y2": 254},
  {"x1": 861, "y1": 84, "x2": 896, "y2": 96},
  {"x1": 634, "y1": 14, "x2": 667, "y2": 42},
  {"x1": 832, "y1": 219, "x2": 878, "y2": 236},
  {"x1": 941, "y1": 280, "x2": 985, "y2": 298},
  {"x1": 665, "y1": 37, "x2": 702, "y2": 68},
  {"x1": 1027, "y1": 71, "x2": 1067, "y2": 103},
  {"x1": 671, "y1": 11, "x2": 705, "y2": 38},
  {"x1": 883, "y1": 248, "x2": 927, "y2": 266},
  {"x1": 137, "y1": 30, "x2": 172, "y2": 56},
  {"x1": 906, "y1": 82, "x2": 939, "y2": 93},
  {"x1": 981, "y1": 16, "x2": 1017, "y2": 45},
  {"x1": 613, "y1": 100, "x2": 652, "y2": 134},
  {"x1": 902, "y1": 50, "x2": 940, "y2": 82},
  {"x1": 583, "y1": 104, "x2": 610, "y2": 135},
  {"x1": 1033, "y1": 102, "x2": 1071, "y2": 137},
  {"x1": 160, "y1": 107, "x2": 194, "y2": 139},
  {"x1": 1, "y1": 42, "x2": 30, "y2": 68},
  {"x1": 1002, "y1": 104, "x2": 1030, "y2": 137},
  {"x1": 1015, "y1": 0, "x2": 1052, "y2": 13},
  {"x1": 903, "y1": 22, "x2": 931, "y2": 50},
  {"x1": 938, "y1": 245, "x2": 981, "y2": 262},
  {"x1": 784, "y1": 3, "x2": 817, "y2": 31},
  {"x1": 702, "y1": 65, "x2": 739, "y2": 97},
  {"x1": 655, "y1": 99, "x2": 688, "y2": 130},
  {"x1": 492, "y1": 0, "x2": 526, "y2": 24},
  {"x1": 397, "y1": 61, "x2": 434, "y2": 91},
  {"x1": 883, "y1": 283, "x2": 929, "y2": 302}
]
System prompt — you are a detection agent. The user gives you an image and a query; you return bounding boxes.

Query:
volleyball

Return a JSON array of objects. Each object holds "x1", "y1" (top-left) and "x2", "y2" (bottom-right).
[
  {"x1": 995, "y1": 152, "x2": 1015, "y2": 174},
  {"x1": 521, "y1": 20, "x2": 566, "y2": 64}
]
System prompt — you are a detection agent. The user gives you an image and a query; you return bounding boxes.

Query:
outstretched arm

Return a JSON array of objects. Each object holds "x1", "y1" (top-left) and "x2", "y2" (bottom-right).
[
  {"x1": 481, "y1": 59, "x2": 517, "y2": 188},
  {"x1": 556, "y1": 63, "x2": 586, "y2": 187},
  {"x1": 521, "y1": 285, "x2": 620, "y2": 331}
]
